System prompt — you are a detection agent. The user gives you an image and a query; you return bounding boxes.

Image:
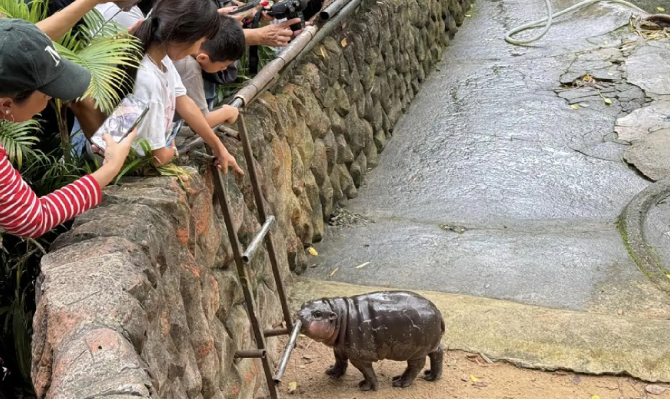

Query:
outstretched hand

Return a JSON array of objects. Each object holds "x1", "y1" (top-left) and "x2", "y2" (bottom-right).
[
  {"x1": 214, "y1": 146, "x2": 244, "y2": 175},
  {"x1": 255, "y1": 18, "x2": 302, "y2": 47}
]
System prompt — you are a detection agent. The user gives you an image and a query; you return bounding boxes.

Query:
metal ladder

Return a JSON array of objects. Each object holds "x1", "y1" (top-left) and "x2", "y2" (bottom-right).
[{"x1": 196, "y1": 111, "x2": 301, "y2": 399}]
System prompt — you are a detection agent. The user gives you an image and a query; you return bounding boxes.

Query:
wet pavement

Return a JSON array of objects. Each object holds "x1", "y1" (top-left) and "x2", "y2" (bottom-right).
[{"x1": 305, "y1": 0, "x2": 670, "y2": 316}]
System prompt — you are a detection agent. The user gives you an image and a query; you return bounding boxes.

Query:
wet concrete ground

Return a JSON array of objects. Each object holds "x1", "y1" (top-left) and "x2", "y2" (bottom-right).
[{"x1": 305, "y1": 0, "x2": 670, "y2": 316}]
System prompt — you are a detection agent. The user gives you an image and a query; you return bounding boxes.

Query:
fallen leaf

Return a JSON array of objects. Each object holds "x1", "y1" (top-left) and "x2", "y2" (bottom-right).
[
  {"x1": 658, "y1": 7, "x2": 665, "y2": 12},
  {"x1": 474, "y1": 381, "x2": 488, "y2": 387},
  {"x1": 341, "y1": 38, "x2": 347, "y2": 47},
  {"x1": 470, "y1": 375, "x2": 479, "y2": 383},
  {"x1": 592, "y1": 396, "x2": 600, "y2": 399},
  {"x1": 355, "y1": 262, "x2": 370, "y2": 269},
  {"x1": 329, "y1": 267, "x2": 339, "y2": 277},
  {"x1": 646, "y1": 385, "x2": 668, "y2": 395},
  {"x1": 666, "y1": 274, "x2": 670, "y2": 280},
  {"x1": 603, "y1": 98, "x2": 612, "y2": 106},
  {"x1": 308, "y1": 247, "x2": 318, "y2": 256},
  {"x1": 571, "y1": 104, "x2": 580, "y2": 110},
  {"x1": 465, "y1": 14, "x2": 471, "y2": 17},
  {"x1": 319, "y1": 46, "x2": 327, "y2": 58},
  {"x1": 288, "y1": 381, "x2": 298, "y2": 394}
]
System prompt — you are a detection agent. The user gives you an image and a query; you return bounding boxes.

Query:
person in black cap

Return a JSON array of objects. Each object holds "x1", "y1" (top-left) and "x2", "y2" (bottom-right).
[{"x1": 0, "y1": 18, "x2": 136, "y2": 238}]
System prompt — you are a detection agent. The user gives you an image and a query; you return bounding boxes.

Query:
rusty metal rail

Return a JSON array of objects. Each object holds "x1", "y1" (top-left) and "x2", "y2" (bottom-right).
[{"x1": 177, "y1": 1, "x2": 365, "y2": 397}]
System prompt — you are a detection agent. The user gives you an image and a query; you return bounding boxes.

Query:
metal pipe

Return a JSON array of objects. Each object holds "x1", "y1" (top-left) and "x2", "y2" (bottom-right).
[
  {"x1": 233, "y1": 25, "x2": 318, "y2": 106},
  {"x1": 242, "y1": 216, "x2": 276, "y2": 263},
  {"x1": 208, "y1": 152, "x2": 278, "y2": 399},
  {"x1": 264, "y1": 327, "x2": 289, "y2": 337},
  {"x1": 237, "y1": 113, "x2": 295, "y2": 332},
  {"x1": 273, "y1": 320, "x2": 302, "y2": 385},
  {"x1": 319, "y1": 0, "x2": 350, "y2": 21},
  {"x1": 234, "y1": 349, "x2": 267, "y2": 359},
  {"x1": 295, "y1": 0, "x2": 362, "y2": 64}
]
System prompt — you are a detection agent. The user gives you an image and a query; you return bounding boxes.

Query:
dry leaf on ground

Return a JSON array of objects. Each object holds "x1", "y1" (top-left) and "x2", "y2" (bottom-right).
[{"x1": 646, "y1": 385, "x2": 668, "y2": 395}]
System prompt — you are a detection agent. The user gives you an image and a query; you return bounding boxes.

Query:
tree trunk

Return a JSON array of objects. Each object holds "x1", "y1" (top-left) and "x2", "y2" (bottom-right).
[{"x1": 56, "y1": 100, "x2": 72, "y2": 163}]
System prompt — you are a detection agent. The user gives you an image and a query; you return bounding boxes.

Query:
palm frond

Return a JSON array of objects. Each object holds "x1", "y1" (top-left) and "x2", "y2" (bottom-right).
[
  {"x1": 53, "y1": 9, "x2": 142, "y2": 113},
  {"x1": 0, "y1": 0, "x2": 46, "y2": 22},
  {"x1": 0, "y1": 120, "x2": 44, "y2": 169}
]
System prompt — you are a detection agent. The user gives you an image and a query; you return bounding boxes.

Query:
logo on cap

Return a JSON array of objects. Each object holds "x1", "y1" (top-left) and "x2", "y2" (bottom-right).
[{"x1": 44, "y1": 46, "x2": 61, "y2": 67}]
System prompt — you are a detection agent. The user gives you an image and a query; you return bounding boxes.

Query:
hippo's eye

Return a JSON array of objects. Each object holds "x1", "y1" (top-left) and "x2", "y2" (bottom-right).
[{"x1": 314, "y1": 311, "x2": 322, "y2": 318}]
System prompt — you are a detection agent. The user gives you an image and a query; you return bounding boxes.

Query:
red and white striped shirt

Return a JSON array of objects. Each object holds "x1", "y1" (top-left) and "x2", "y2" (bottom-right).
[{"x1": 0, "y1": 143, "x2": 101, "y2": 238}]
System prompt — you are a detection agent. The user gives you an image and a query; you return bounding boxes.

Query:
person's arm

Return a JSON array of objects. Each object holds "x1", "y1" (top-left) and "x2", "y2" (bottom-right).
[
  {"x1": 36, "y1": 0, "x2": 106, "y2": 41},
  {"x1": 151, "y1": 146, "x2": 177, "y2": 166},
  {"x1": 204, "y1": 105, "x2": 239, "y2": 128},
  {"x1": 69, "y1": 97, "x2": 106, "y2": 138},
  {"x1": 0, "y1": 132, "x2": 134, "y2": 238},
  {"x1": 175, "y1": 95, "x2": 243, "y2": 174}
]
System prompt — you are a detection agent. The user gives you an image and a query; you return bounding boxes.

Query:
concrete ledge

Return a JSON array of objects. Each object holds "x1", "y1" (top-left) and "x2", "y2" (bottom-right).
[{"x1": 291, "y1": 278, "x2": 670, "y2": 382}]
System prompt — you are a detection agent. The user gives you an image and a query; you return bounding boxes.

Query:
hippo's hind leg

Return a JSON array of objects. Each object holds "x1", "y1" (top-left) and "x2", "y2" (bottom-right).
[
  {"x1": 350, "y1": 359, "x2": 379, "y2": 391},
  {"x1": 392, "y1": 357, "x2": 426, "y2": 388},
  {"x1": 423, "y1": 344, "x2": 444, "y2": 381},
  {"x1": 326, "y1": 349, "x2": 348, "y2": 378}
]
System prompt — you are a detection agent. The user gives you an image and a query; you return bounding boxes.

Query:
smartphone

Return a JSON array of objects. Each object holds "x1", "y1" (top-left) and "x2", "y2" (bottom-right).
[
  {"x1": 165, "y1": 120, "x2": 184, "y2": 147},
  {"x1": 90, "y1": 95, "x2": 149, "y2": 151}
]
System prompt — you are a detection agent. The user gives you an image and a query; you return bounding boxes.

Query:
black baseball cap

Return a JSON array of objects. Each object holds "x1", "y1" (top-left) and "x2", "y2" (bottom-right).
[{"x1": 0, "y1": 18, "x2": 91, "y2": 100}]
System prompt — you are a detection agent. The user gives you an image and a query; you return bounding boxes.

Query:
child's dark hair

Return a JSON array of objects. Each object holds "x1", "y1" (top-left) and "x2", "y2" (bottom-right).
[
  {"x1": 121, "y1": 0, "x2": 220, "y2": 92},
  {"x1": 200, "y1": 15, "x2": 246, "y2": 63}
]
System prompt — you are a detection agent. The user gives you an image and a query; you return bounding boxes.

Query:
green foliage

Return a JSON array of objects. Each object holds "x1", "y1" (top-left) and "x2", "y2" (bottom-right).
[
  {"x1": 55, "y1": 10, "x2": 142, "y2": 113},
  {"x1": 0, "y1": 0, "x2": 46, "y2": 23},
  {"x1": 0, "y1": 120, "x2": 43, "y2": 170}
]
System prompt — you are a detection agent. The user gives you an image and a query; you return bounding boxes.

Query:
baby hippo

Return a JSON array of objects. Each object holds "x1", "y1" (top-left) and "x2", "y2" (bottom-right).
[{"x1": 297, "y1": 291, "x2": 445, "y2": 391}]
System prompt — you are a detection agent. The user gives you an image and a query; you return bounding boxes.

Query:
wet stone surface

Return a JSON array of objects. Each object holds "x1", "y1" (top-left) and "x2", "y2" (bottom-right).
[{"x1": 305, "y1": 0, "x2": 670, "y2": 314}]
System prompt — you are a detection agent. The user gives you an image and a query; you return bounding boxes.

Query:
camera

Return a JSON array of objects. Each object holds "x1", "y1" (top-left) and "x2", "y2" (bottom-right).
[{"x1": 265, "y1": 0, "x2": 307, "y2": 31}]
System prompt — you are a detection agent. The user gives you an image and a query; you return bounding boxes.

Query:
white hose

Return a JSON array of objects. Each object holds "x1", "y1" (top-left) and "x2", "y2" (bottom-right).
[{"x1": 505, "y1": 0, "x2": 650, "y2": 45}]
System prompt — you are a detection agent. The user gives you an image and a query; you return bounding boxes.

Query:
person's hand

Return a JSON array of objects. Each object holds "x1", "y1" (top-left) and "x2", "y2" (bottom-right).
[
  {"x1": 260, "y1": 11, "x2": 275, "y2": 23},
  {"x1": 214, "y1": 145, "x2": 244, "y2": 174},
  {"x1": 218, "y1": 6, "x2": 239, "y2": 14},
  {"x1": 128, "y1": 18, "x2": 144, "y2": 35},
  {"x1": 255, "y1": 18, "x2": 301, "y2": 47},
  {"x1": 102, "y1": 129, "x2": 137, "y2": 170},
  {"x1": 220, "y1": 105, "x2": 239, "y2": 124},
  {"x1": 229, "y1": 4, "x2": 262, "y2": 22}
]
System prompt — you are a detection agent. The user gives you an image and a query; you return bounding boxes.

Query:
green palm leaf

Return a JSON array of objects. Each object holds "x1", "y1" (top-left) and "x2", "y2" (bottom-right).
[
  {"x1": 0, "y1": 0, "x2": 46, "y2": 23},
  {"x1": 0, "y1": 120, "x2": 43, "y2": 169}
]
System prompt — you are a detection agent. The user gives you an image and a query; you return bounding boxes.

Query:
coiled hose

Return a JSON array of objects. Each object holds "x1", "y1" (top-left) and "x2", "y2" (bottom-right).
[{"x1": 505, "y1": 0, "x2": 650, "y2": 45}]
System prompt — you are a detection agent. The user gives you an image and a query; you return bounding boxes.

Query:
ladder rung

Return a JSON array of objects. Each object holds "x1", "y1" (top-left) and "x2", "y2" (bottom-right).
[
  {"x1": 235, "y1": 349, "x2": 267, "y2": 359},
  {"x1": 273, "y1": 320, "x2": 302, "y2": 384},
  {"x1": 264, "y1": 328, "x2": 289, "y2": 337},
  {"x1": 242, "y1": 216, "x2": 276, "y2": 263}
]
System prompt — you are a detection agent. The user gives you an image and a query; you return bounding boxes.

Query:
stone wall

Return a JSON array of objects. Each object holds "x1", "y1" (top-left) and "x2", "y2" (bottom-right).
[{"x1": 31, "y1": 0, "x2": 471, "y2": 397}]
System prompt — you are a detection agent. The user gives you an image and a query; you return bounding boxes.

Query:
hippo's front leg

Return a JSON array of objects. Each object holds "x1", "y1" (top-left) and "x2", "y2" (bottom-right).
[
  {"x1": 326, "y1": 349, "x2": 348, "y2": 378},
  {"x1": 350, "y1": 359, "x2": 379, "y2": 391}
]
